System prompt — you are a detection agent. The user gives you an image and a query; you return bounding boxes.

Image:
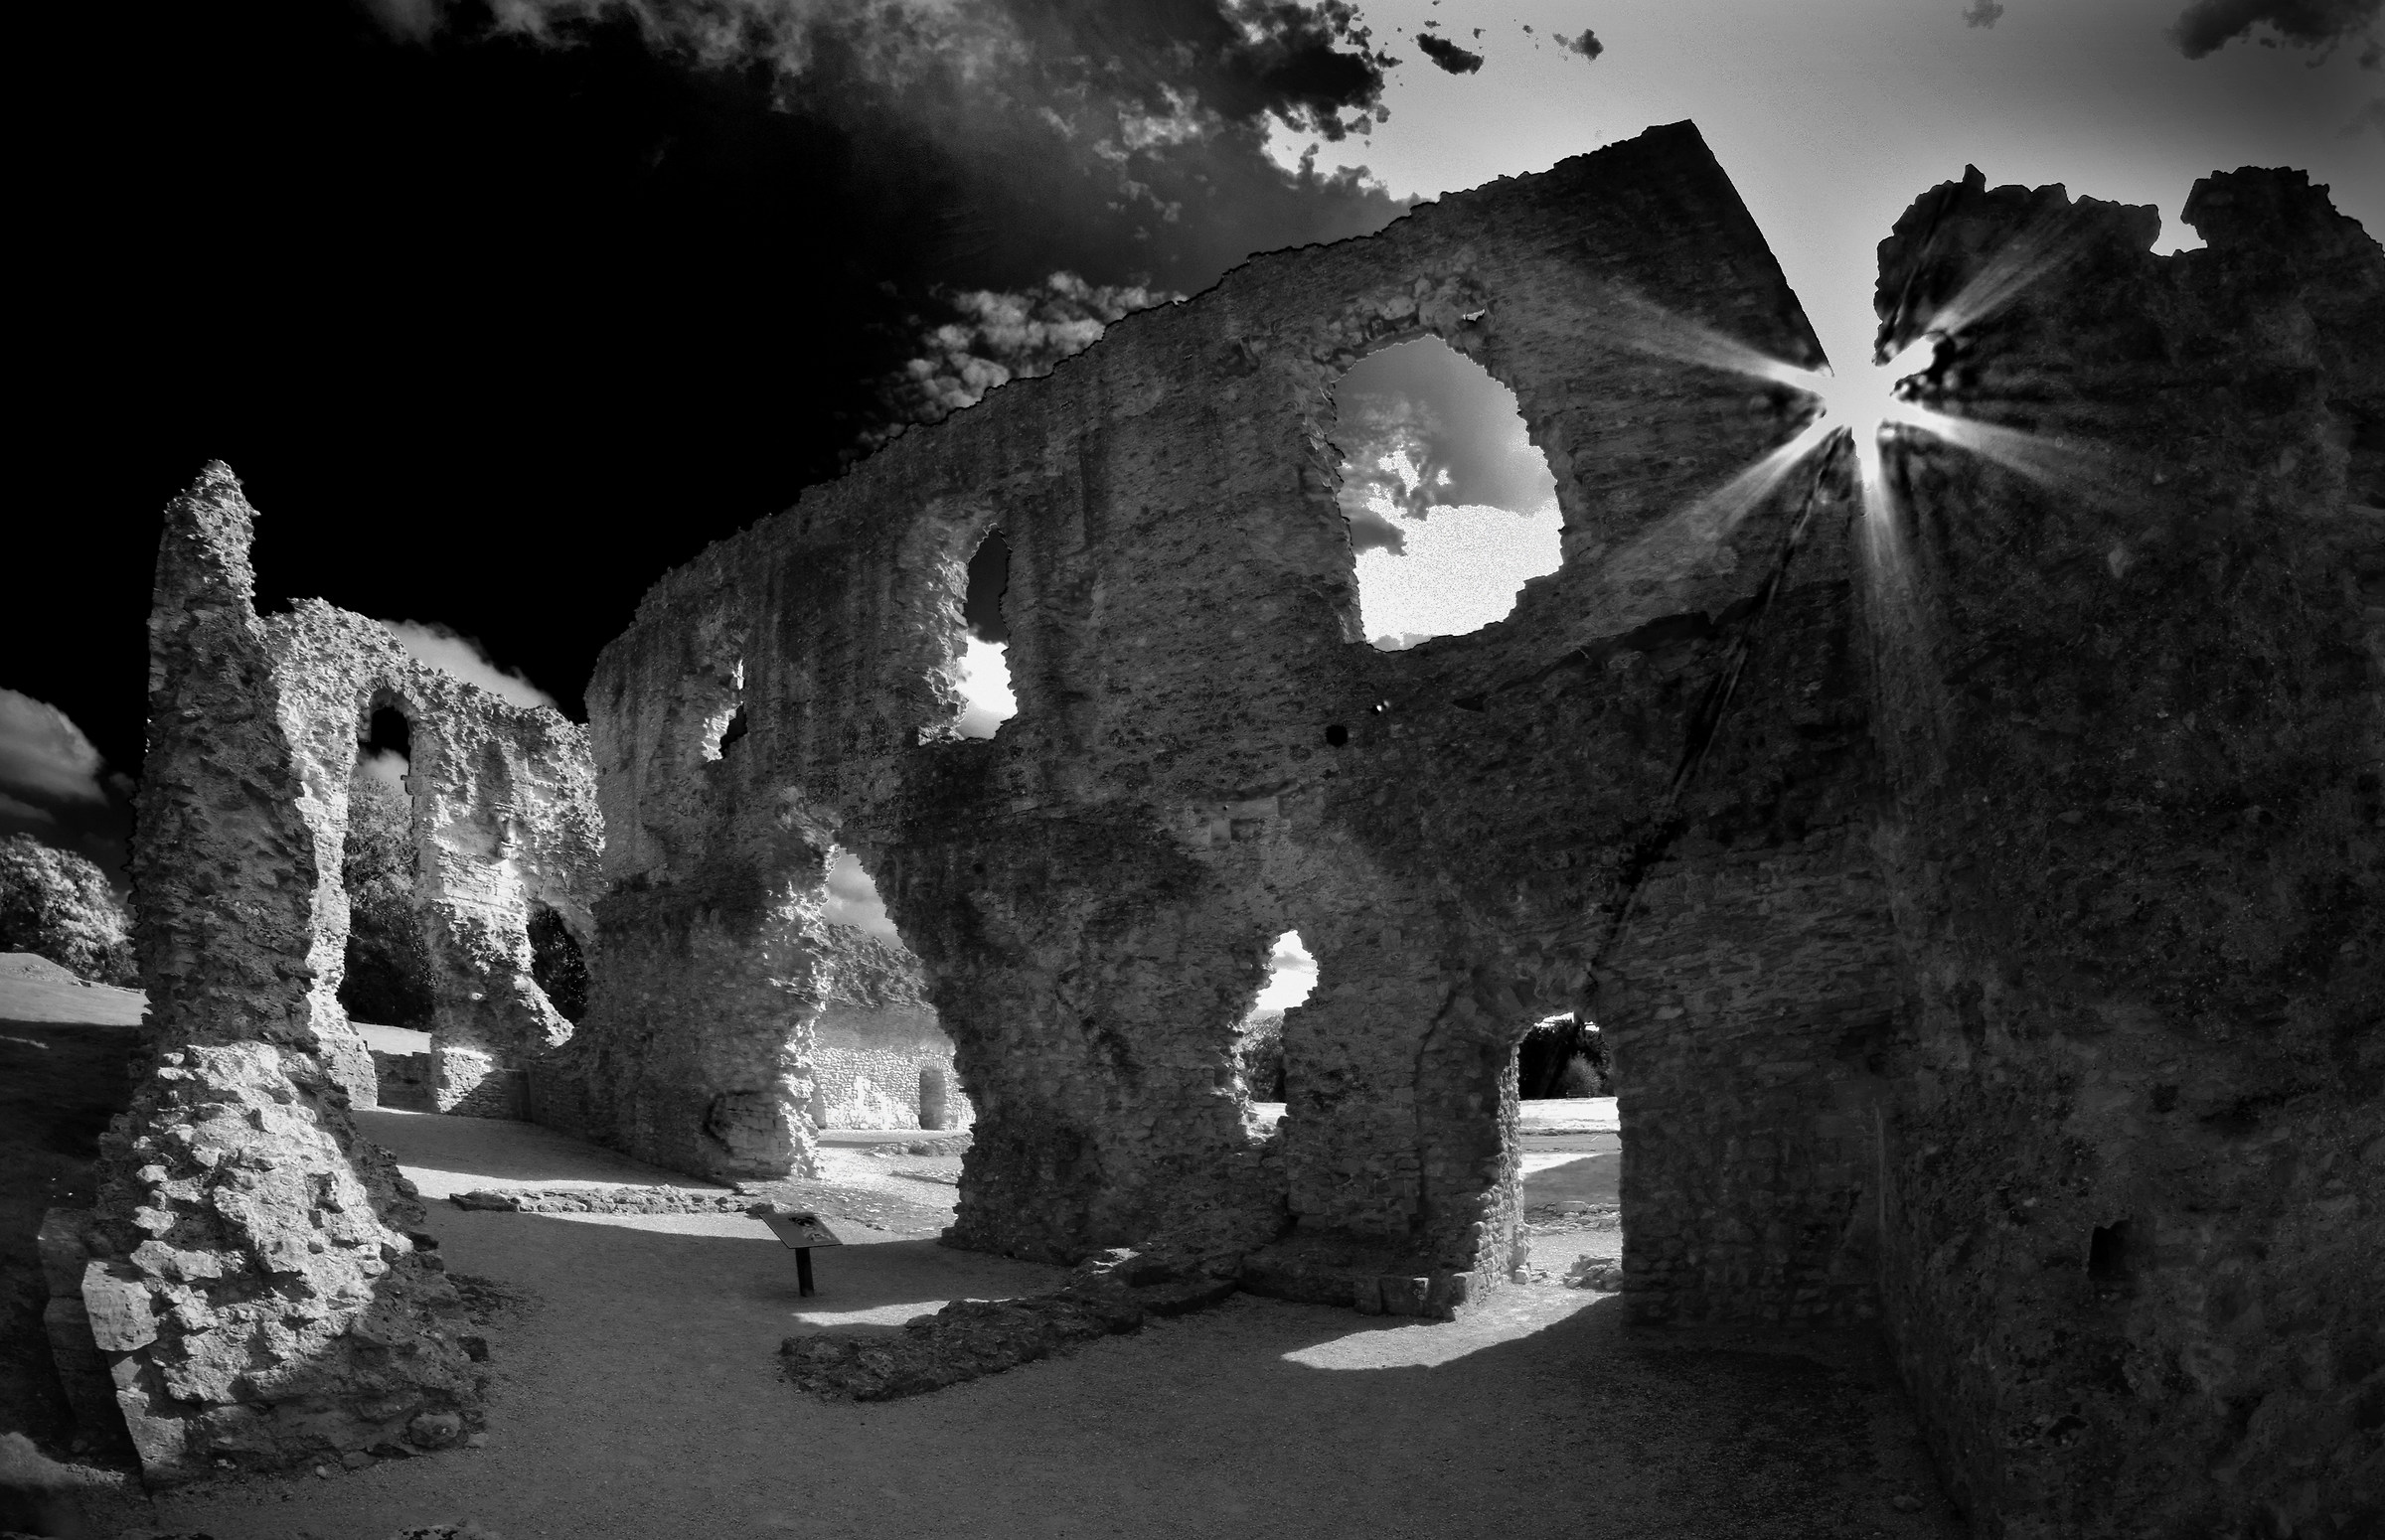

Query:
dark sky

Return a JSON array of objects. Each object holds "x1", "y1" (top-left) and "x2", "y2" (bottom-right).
[
  {"x1": 10, "y1": 0, "x2": 2377, "y2": 882},
  {"x1": 15, "y1": 0, "x2": 1406, "y2": 795}
]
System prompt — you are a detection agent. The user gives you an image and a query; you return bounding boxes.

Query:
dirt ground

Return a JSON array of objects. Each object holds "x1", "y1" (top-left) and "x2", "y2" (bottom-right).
[{"x1": 2, "y1": 974, "x2": 1963, "y2": 1540}]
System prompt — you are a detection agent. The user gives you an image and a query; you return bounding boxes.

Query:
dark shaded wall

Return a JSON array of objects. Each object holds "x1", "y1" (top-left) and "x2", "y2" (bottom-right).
[
  {"x1": 1863, "y1": 168, "x2": 2384, "y2": 1540},
  {"x1": 542, "y1": 122, "x2": 1894, "y2": 1324}
]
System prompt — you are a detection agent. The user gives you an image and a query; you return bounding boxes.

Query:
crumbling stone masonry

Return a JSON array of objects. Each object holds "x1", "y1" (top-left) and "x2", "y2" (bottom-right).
[
  {"x1": 103, "y1": 120, "x2": 2379, "y2": 1536},
  {"x1": 83, "y1": 467, "x2": 600, "y2": 1479},
  {"x1": 537, "y1": 124, "x2": 2380, "y2": 1537}
]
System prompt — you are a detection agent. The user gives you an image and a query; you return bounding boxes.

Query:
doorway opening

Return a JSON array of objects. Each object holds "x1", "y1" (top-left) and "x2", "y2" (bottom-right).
[
  {"x1": 342, "y1": 704, "x2": 436, "y2": 1105},
  {"x1": 810, "y1": 847, "x2": 970, "y2": 1132},
  {"x1": 1332, "y1": 337, "x2": 1563, "y2": 650}
]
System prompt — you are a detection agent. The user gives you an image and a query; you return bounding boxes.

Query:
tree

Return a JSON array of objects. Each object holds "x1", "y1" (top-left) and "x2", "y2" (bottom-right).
[{"x1": 0, "y1": 834, "x2": 135, "y2": 985}]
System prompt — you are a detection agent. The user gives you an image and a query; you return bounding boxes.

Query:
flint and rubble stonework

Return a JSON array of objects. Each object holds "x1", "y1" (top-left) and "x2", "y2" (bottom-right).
[
  {"x1": 105, "y1": 119, "x2": 2381, "y2": 1538},
  {"x1": 96, "y1": 467, "x2": 600, "y2": 1481},
  {"x1": 1858, "y1": 166, "x2": 2384, "y2": 1540}
]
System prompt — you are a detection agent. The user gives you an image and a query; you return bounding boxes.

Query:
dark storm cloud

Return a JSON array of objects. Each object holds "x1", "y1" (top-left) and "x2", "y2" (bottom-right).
[
  {"x1": 366, "y1": 0, "x2": 1406, "y2": 296},
  {"x1": 1414, "y1": 32, "x2": 1485, "y2": 74},
  {"x1": 2168, "y1": 0, "x2": 2383, "y2": 59},
  {"x1": 1964, "y1": 0, "x2": 2006, "y2": 28},
  {"x1": 1564, "y1": 29, "x2": 1604, "y2": 60}
]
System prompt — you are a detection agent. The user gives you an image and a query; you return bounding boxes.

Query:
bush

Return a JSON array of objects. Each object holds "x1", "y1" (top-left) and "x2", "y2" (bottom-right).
[{"x1": 0, "y1": 834, "x2": 135, "y2": 984}]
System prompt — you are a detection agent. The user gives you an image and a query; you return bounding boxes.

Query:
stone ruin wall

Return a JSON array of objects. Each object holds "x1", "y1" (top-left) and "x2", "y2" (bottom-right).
[
  {"x1": 1857, "y1": 167, "x2": 2384, "y2": 1540},
  {"x1": 266, "y1": 600, "x2": 601, "y2": 1119},
  {"x1": 89, "y1": 119, "x2": 2383, "y2": 1537},
  {"x1": 539, "y1": 122, "x2": 1853, "y2": 1313},
  {"x1": 69, "y1": 466, "x2": 604, "y2": 1481}
]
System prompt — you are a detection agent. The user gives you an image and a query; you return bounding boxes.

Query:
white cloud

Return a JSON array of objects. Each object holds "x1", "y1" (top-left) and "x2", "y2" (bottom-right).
[
  {"x1": 824, "y1": 849, "x2": 900, "y2": 942},
  {"x1": 0, "y1": 690, "x2": 110, "y2": 808},
  {"x1": 378, "y1": 621, "x2": 558, "y2": 710},
  {"x1": 1254, "y1": 930, "x2": 1318, "y2": 1010},
  {"x1": 360, "y1": 749, "x2": 410, "y2": 788},
  {"x1": 954, "y1": 637, "x2": 1017, "y2": 739}
]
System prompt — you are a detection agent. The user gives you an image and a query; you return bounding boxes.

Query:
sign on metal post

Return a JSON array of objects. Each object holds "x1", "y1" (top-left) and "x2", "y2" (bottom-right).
[{"x1": 747, "y1": 1204, "x2": 846, "y2": 1297}]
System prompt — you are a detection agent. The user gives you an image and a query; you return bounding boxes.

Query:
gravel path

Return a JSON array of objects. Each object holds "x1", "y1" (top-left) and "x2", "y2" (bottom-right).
[{"x1": 62, "y1": 1111, "x2": 1962, "y2": 1540}]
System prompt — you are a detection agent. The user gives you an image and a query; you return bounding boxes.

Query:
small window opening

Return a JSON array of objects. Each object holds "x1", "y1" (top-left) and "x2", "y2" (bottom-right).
[
  {"x1": 956, "y1": 531, "x2": 1017, "y2": 738},
  {"x1": 1333, "y1": 337, "x2": 1562, "y2": 649},
  {"x1": 1518, "y1": 1012, "x2": 1610, "y2": 1099},
  {"x1": 716, "y1": 706, "x2": 749, "y2": 753},
  {"x1": 824, "y1": 850, "x2": 900, "y2": 943},
  {"x1": 2087, "y1": 1220, "x2": 2133, "y2": 1285},
  {"x1": 527, "y1": 903, "x2": 588, "y2": 1023}
]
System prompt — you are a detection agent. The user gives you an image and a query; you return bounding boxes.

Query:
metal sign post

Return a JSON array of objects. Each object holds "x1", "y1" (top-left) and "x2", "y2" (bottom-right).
[{"x1": 747, "y1": 1205, "x2": 846, "y2": 1297}]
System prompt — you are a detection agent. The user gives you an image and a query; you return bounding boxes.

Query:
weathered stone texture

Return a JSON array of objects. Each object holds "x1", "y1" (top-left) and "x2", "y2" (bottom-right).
[
  {"x1": 1861, "y1": 167, "x2": 2384, "y2": 1539},
  {"x1": 105, "y1": 468, "x2": 484, "y2": 1480},
  {"x1": 262, "y1": 602, "x2": 599, "y2": 1119},
  {"x1": 545, "y1": 122, "x2": 1835, "y2": 1309},
  {"x1": 101, "y1": 465, "x2": 601, "y2": 1480}
]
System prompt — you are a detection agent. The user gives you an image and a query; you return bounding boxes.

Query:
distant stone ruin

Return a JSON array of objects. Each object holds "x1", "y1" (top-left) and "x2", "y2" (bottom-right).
[{"x1": 83, "y1": 121, "x2": 2381, "y2": 1538}]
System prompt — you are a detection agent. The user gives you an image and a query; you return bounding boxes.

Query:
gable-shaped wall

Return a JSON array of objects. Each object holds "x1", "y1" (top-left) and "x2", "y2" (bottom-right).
[{"x1": 536, "y1": 121, "x2": 1896, "y2": 1320}]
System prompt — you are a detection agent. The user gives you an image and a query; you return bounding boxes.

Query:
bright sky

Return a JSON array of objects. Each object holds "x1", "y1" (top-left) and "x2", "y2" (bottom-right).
[{"x1": 1276, "y1": 0, "x2": 2382, "y2": 374}]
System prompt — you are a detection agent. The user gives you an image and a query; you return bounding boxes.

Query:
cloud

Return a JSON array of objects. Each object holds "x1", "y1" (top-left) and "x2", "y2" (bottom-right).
[
  {"x1": 1332, "y1": 338, "x2": 1559, "y2": 549},
  {"x1": 0, "y1": 690, "x2": 110, "y2": 808},
  {"x1": 378, "y1": 621, "x2": 559, "y2": 710},
  {"x1": 824, "y1": 849, "x2": 899, "y2": 941},
  {"x1": 2169, "y1": 0, "x2": 2383, "y2": 59},
  {"x1": 366, "y1": 1, "x2": 1406, "y2": 309},
  {"x1": 1414, "y1": 33, "x2": 1485, "y2": 74},
  {"x1": 359, "y1": 749, "x2": 411, "y2": 788},
  {"x1": 1564, "y1": 29, "x2": 1605, "y2": 60},
  {"x1": 875, "y1": 273, "x2": 1180, "y2": 436},
  {"x1": 2347, "y1": 96, "x2": 2385, "y2": 135},
  {"x1": 952, "y1": 637, "x2": 1016, "y2": 740},
  {"x1": 1964, "y1": 0, "x2": 2006, "y2": 27}
]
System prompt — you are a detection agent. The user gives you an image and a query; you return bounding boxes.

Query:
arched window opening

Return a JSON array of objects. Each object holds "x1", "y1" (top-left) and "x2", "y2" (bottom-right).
[
  {"x1": 341, "y1": 723, "x2": 433, "y2": 1085},
  {"x1": 1236, "y1": 930, "x2": 1316, "y2": 1107},
  {"x1": 955, "y1": 531, "x2": 1016, "y2": 738},
  {"x1": 1333, "y1": 337, "x2": 1562, "y2": 649},
  {"x1": 527, "y1": 903, "x2": 588, "y2": 1024},
  {"x1": 361, "y1": 704, "x2": 412, "y2": 787}
]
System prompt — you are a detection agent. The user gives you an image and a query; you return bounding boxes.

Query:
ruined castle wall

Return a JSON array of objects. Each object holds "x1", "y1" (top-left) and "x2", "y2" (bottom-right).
[
  {"x1": 262, "y1": 603, "x2": 600, "y2": 1119},
  {"x1": 1863, "y1": 170, "x2": 2385, "y2": 1539},
  {"x1": 547, "y1": 123, "x2": 1906, "y2": 1317},
  {"x1": 98, "y1": 467, "x2": 480, "y2": 1481},
  {"x1": 1595, "y1": 491, "x2": 1911, "y2": 1325}
]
